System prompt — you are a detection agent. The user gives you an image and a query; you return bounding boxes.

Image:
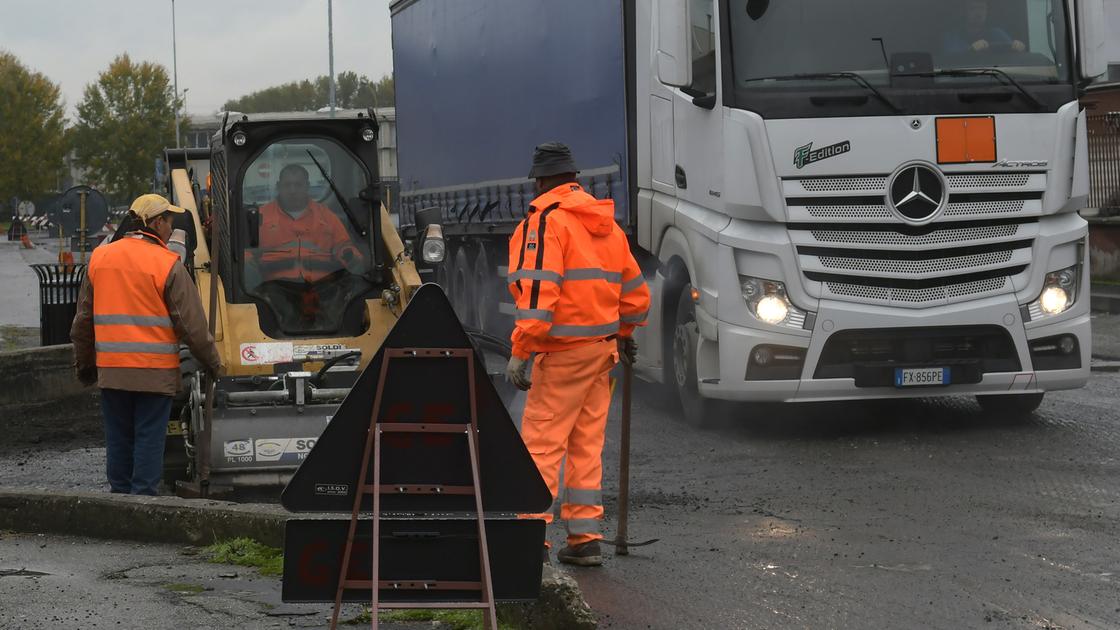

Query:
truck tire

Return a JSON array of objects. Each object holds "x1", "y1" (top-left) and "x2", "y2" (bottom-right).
[
  {"x1": 976, "y1": 393, "x2": 1044, "y2": 417},
  {"x1": 670, "y1": 286, "x2": 725, "y2": 427},
  {"x1": 451, "y1": 246, "x2": 478, "y2": 329}
]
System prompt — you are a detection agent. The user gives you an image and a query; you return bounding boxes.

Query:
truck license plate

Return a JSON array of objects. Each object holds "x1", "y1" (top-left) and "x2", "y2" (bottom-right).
[{"x1": 894, "y1": 367, "x2": 949, "y2": 387}]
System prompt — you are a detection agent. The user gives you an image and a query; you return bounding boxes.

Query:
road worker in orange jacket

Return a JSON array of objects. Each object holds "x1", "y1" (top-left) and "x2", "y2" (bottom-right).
[
  {"x1": 247, "y1": 164, "x2": 363, "y2": 285},
  {"x1": 71, "y1": 194, "x2": 222, "y2": 495},
  {"x1": 507, "y1": 142, "x2": 651, "y2": 566}
]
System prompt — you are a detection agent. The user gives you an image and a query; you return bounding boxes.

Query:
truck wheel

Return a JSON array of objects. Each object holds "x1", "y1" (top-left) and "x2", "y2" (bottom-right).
[
  {"x1": 976, "y1": 393, "x2": 1044, "y2": 417},
  {"x1": 451, "y1": 246, "x2": 478, "y2": 329},
  {"x1": 671, "y1": 286, "x2": 723, "y2": 427}
]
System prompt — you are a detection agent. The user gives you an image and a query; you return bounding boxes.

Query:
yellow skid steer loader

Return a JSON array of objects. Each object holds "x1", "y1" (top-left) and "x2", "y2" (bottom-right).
[{"x1": 159, "y1": 110, "x2": 443, "y2": 496}]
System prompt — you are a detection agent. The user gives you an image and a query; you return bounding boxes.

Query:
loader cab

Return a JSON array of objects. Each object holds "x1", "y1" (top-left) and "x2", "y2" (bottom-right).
[{"x1": 210, "y1": 111, "x2": 387, "y2": 339}]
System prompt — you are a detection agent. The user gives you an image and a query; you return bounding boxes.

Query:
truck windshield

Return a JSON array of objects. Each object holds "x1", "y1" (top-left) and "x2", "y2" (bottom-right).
[{"x1": 726, "y1": 0, "x2": 1072, "y2": 115}]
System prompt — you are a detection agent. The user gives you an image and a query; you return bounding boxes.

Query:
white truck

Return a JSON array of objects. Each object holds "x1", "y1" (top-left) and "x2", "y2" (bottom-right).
[{"x1": 391, "y1": 0, "x2": 1106, "y2": 424}]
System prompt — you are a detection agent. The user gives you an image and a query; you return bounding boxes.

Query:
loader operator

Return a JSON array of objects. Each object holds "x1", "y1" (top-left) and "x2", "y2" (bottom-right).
[
  {"x1": 247, "y1": 164, "x2": 364, "y2": 285},
  {"x1": 506, "y1": 142, "x2": 651, "y2": 566},
  {"x1": 71, "y1": 194, "x2": 222, "y2": 496}
]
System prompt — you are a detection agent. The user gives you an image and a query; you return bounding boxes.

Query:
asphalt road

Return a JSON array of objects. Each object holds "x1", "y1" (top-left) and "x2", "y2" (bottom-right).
[{"x1": 578, "y1": 374, "x2": 1120, "y2": 629}]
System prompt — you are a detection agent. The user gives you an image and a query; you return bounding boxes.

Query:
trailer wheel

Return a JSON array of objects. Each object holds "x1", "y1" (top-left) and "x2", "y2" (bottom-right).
[
  {"x1": 451, "y1": 246, "x2": 478, "y2": 329},
  {"x1": 670, "y1": 285, "x2": 724, "y2": 427},
  {"x1": 976, "y1": 393, "x2": 1044, "y2": 418}
]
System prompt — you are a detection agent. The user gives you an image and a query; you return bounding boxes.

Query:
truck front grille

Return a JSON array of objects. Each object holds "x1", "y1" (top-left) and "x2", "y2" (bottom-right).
[
  {"x1": 824, "y1": 276, "x2": 1009, "y2": 304},
  {"x1": 785, "y1": 171, "x2": 1043, "y2": 308}
]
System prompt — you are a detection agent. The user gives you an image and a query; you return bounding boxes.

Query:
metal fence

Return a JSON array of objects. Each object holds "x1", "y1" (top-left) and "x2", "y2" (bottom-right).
[{"x1": 1088, "y1": 112, "x2": 1120, "y2": 214}]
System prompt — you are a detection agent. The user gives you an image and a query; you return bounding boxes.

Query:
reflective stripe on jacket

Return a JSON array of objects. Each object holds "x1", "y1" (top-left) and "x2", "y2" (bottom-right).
[
  {"x1": 251, "y1": 201, "x2": 362, "y2": 282},
  {"x1": 88, "y1": 234, "x2": 181, "y2": 369},
  {"x1": 507, "y1": 183, "x2": 651, "y2": 359}
]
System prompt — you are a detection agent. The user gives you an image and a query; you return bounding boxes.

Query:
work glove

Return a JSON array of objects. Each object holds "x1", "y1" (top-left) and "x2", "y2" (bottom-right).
[
  {"x1": 617, "y1": 336, "x2": 638, "y2": 366},
  {"x1": 506, "y1": 355, "x2": 532, "y2": 391}
]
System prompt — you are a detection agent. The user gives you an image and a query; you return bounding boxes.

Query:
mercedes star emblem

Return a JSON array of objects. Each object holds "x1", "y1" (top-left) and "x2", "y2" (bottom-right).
[{"x1": 887, "y1": 163, "x2": 947, "y2": 222}]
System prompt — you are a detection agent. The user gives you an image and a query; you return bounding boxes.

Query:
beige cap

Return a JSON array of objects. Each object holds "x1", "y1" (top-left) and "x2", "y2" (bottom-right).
[{"x1": 130, "y1": 193, "x2": 185, "y2": 221}]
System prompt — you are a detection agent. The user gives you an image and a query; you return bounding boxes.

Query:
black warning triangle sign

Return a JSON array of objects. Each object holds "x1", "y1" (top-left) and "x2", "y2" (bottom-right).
[{"x1": 281, "y1": 283, "x2": 552, "y2": 514}]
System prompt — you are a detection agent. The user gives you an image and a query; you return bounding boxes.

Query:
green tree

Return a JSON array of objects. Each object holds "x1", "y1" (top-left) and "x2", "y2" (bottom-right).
[
  {"x1": 0, "y1": 51, "x2": 67, "y2": 211},
  {"x1": 224, "y1": 72, "x2": 394, "y2": 112},
  {"x1": 72, "y1": 54, "x2": 178, "y2": 202}
]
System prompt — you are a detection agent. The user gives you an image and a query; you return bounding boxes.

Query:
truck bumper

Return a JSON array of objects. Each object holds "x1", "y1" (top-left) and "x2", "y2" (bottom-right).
[{"x1": 697, "y1": 293, "x2": 1090, "y2": 403}]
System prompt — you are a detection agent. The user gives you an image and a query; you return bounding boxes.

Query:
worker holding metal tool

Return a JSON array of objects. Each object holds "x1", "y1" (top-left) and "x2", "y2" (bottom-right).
[
  {"x1": 506, "y1": 142, "x2": 650, "y2": 566},
  {"x1": 71, "y1": 194, "x2": 221, "y2": 495}
]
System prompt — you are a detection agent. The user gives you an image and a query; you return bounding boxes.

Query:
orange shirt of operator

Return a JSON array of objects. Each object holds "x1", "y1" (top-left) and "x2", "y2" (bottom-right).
[{"x1": 253, "y1": 164, "x2": 362, "y2": 283}]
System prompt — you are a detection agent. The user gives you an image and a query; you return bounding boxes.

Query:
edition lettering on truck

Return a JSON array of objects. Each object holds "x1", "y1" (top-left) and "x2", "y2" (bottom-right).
[
  {"x1": 391, "y1": 0, "x2": 1095, "y2": 426},
  {"x1": 793, "y1": 140, "x2": 852, "y2": 169}
]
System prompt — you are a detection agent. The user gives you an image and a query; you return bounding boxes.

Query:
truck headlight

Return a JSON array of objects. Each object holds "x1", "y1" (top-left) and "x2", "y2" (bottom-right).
[
  {"x1": 741, "y1": 277, "x2": 807, "y2": 328},
  {"x1": 420, "y1": 224, "x2": 446, "y2": 263},
  {"x1": 1027, "y1": 264, "x2": 1079, "y2": 319}
]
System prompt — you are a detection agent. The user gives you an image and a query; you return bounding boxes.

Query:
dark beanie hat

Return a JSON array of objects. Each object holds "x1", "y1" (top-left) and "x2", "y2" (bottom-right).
[{"x1": 528, "y1": 142, "x2": 579, "y2": 179}]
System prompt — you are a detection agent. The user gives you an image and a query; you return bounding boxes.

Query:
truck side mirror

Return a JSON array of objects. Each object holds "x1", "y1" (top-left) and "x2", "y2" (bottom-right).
[
  {"x1": 1077, "y1": 0, "x2": 1107, "y2": 81},
  {"x1": 246, "y1": 205, "x2": 260, "y2": 248},
  {"x1": 656, "y1": 0, "x2": 692, "y2": 88}
]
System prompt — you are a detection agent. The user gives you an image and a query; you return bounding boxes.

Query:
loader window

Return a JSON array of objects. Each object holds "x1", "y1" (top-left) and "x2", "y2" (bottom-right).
[{"x1": 240, "y1": 137, "x2": 377, "y2": 336}]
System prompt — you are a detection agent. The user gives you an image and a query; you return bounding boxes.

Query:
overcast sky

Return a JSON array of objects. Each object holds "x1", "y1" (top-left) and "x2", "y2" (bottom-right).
[{"x1": 0, "y1": 0, "x2": 394, "y2": 118}]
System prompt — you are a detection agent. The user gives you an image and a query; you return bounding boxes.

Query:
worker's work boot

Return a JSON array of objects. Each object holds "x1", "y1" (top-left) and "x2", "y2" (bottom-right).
[
  {"x1": 542, "y1": 545, "x2": 551, "y2": 565},
  {"x1": 557, "y1": 540, "x2": 602, "y2": 567}
]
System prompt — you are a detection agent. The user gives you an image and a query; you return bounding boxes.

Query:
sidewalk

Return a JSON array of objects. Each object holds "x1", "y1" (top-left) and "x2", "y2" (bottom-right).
[{"x1": 0, "y1": 239, "x2": 54, "y2": 328}]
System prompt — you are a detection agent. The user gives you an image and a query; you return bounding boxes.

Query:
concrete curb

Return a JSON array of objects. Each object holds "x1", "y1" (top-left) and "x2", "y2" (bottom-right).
[
  {"x1": 0, "y1": 486, "x2": 289, "y2": 547},
  {"x1": 0, "y1": 486, "x2": 597, "y2": 628}
]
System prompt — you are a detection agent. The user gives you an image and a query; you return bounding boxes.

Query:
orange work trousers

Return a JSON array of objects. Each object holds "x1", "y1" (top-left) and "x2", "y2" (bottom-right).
[{"x1": 519, "y1": 339, "x2": 617, "y2": 546}]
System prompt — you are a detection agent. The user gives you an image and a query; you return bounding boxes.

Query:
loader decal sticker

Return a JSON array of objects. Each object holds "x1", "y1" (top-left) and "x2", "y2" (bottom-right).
[
  {"x1": 254, "y1": 437, "x2": 318, "y2": 462},
  {"x1": 240, "y1": 342, "x2": 295, "y2": 365},
  {"x1": 223, "y1": 439, "x2": 253, "y2": 464},
  {"x1": 794, "y1": 140, "x2": 852, "y2": 169},
  {"x1": 313, "y1": 483, "x2": 349, "y2": 496}
]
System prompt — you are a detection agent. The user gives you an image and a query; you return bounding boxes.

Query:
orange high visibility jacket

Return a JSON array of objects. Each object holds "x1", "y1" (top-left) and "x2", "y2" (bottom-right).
[
  {"x1": 88, "y1": 234, "x2": 182, "y2": 369},
  {"x1": 507, "y1": 183, "x2": 651, "y2": 360},
  {"x1": 252, "y1": 201, "x2": 362, "y2": 282}
]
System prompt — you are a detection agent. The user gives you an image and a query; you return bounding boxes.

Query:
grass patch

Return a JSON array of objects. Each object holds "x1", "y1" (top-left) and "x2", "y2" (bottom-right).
[
  {"x1": 343, "y1": 608, "x2": 515, "y2": 629},
  {"x1": 164, "y1": 582, "x2": 206, "y2": 594},
  {"x1": 203, "y1": 538, "x2": 283, "y2": 576}
]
